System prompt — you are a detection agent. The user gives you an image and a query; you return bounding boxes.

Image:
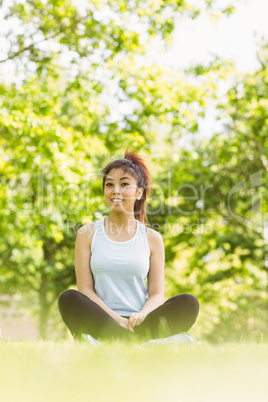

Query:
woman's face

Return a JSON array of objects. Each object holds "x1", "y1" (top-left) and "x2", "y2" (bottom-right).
[{"x1": 104, "y1": 167, "x2": 143, "y2": 215}]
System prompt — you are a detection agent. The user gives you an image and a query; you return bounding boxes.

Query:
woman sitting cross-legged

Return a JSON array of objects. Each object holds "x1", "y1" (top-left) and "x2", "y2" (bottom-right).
[{"x1": 58, "y1": 148, "x2": 200, "y2": 344}]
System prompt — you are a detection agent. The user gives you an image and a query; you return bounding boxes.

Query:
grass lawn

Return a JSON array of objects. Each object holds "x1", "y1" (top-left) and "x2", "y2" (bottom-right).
[{"x1": 1, "y1": 339, "x2": 267, "y2": 402}]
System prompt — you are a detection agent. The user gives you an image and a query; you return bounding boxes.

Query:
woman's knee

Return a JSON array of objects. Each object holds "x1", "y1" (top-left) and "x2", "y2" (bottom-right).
[
  {"x1": 182, "y1": 294, "x2": 199, "y2": 311},
  {"x1": 171, "y1": 293, "x2": 200, "y2": 316},
  {"x1": 183, "y1": 293, "x2": 199, "y2": 307},
  {"x1": 58, "y1": 289, "x2": 79, "y2": 310}
]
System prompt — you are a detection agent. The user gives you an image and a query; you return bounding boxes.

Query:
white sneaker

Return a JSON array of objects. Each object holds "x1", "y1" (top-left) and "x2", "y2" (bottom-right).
[
  {"x1": 80, "y1": 333, "x2": 100, "y2": 346},
  {"x1": 145, "y1": 332, "x2": 195, "y2": 345}
]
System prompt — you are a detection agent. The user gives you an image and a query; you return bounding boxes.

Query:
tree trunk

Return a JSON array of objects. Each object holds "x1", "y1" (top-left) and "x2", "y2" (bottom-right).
[{"x1": 39, "y1": 276, "x2": 49, "y2": 340}]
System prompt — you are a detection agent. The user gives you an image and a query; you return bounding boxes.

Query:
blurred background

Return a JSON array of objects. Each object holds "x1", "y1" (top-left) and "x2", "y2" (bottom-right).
[{"x1": 0, "y1": 0, "x2": 267, "y2": 343}]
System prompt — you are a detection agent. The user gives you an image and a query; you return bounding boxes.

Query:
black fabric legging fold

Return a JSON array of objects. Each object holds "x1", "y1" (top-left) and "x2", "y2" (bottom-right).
[{"x1": 58, "y1": 289, "x2": 200, "y2": 341}]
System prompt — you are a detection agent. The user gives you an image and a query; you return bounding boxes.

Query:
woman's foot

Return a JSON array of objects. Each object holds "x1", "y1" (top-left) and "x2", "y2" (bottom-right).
[
  {"x1": 80, "y1": 333, "x2": 100, "y2": 346},
  {"x1": 144, "y1": 332, "x2": 196, "y2": 345}
]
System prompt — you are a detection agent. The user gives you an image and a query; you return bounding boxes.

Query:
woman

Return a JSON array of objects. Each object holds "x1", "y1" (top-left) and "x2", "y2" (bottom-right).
[{"x1": 58, "y1": 148, "x2": 199, "y2": 343}]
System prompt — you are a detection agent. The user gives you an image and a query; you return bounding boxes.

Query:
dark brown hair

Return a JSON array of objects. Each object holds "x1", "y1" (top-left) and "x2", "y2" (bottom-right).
[{"x1": 100, "y1": 147, "x2": 152, "y2": 226}]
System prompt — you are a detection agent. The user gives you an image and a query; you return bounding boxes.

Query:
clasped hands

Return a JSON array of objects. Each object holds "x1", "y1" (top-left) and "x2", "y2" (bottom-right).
[{"x1": 118, "y1": 312, "x2": 147, "y2": 332}]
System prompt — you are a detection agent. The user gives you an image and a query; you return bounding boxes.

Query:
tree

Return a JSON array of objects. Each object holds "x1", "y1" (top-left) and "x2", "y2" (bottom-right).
[
  {"x1": 1, "y1": 0, "x2": 238, "y2": 339},
  {"x1": 154, "y1": 50, "x2": 268, "y2": 342}
]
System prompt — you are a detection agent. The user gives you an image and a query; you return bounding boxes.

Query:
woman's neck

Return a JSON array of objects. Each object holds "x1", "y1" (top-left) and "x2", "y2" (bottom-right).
[{"x1": 106, "y1": 214, "x2": 137, "y2": 232}]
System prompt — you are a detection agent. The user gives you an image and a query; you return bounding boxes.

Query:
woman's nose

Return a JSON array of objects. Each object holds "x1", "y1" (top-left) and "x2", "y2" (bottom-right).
[{"x1": 113, "y1": 186, "x2": 121, "y2": 194}]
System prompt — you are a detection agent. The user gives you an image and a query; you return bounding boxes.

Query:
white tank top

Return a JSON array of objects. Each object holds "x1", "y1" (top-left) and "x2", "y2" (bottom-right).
[{"x1": 90, "y1": 217, "x2": 151, "y2": 316}]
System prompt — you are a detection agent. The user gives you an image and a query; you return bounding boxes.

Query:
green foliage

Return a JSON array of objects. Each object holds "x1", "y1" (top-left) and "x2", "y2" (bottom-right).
[
  {"x1": 1, "y1": 0, "x2": 238, "y2": 70},
  {"x1": 157, "y1": 55, "x2": 268, "y2": 343},
  {"x1": 0, "y1": 0, "x2": 266, "y2": 343}
]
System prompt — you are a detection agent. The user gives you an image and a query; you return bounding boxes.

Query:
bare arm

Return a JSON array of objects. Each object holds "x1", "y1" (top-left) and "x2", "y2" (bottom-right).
[
  {"x1": 140, "y1": 231, "x2": 165, "y2": 315},
  {"x1": 75, "y1": 223, "x2": 132, "y2": 330},
  {"x1": 128, "y1": 230, "x2": 165, "y2": 328}
]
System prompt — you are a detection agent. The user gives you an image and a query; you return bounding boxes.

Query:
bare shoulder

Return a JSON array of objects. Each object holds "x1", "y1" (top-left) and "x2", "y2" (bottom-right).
[
  {"x1": 77, "y1": 222, "x2": 96, "y2": 245},
  {"x1": 146, "y1": 227, "x2": 164, "y2": 253},
  {"x1": 146, "y1": 227, "x2": 162, "y2": 239}
]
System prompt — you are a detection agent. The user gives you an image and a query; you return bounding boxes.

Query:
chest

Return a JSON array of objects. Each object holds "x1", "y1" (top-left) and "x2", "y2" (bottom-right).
[
  {"x1": 91, "y1": 243, "x2": 150, "y2": 277},
  {"x1": 104, "y1": 229, "x2": 137, "y2": 242},
  {"x1": 103, "y1": 223, "x2": 152, "y2": 255}
]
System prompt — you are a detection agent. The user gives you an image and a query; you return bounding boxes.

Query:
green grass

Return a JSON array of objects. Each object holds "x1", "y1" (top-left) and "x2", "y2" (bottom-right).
[{"x1": 1, "y1": 339, "x2": 267, "y2": 402}]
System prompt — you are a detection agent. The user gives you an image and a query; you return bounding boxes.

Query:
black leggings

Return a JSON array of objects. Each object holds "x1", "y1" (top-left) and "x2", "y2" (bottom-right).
[{"x1": 58, "y1": 289, "x2": 200, "y2": 342}]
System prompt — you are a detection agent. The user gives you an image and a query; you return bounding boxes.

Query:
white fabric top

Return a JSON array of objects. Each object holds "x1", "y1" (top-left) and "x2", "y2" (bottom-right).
[{"x1": 90, "y1": 217, "x2": 151, "y2": 316}]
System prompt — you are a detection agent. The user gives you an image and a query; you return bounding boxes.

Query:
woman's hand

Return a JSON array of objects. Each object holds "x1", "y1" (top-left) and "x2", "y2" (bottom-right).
[
  {"x1": 128, "y1": 312, "x2": 147, "y2": 328},
  {"x1": 118, "y1": 317, "x2": 134, "y2": 332}
]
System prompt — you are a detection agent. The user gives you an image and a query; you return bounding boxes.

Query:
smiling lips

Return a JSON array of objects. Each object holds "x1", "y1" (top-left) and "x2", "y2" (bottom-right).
[{"x1": 111, "y1": 199, "x2": 124, "y2": 202}]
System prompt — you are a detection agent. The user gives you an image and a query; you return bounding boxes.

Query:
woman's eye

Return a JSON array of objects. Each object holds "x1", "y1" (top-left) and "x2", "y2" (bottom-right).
[{"x1": 106, "y1": 183, "x2": 129, "y2": 186}]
